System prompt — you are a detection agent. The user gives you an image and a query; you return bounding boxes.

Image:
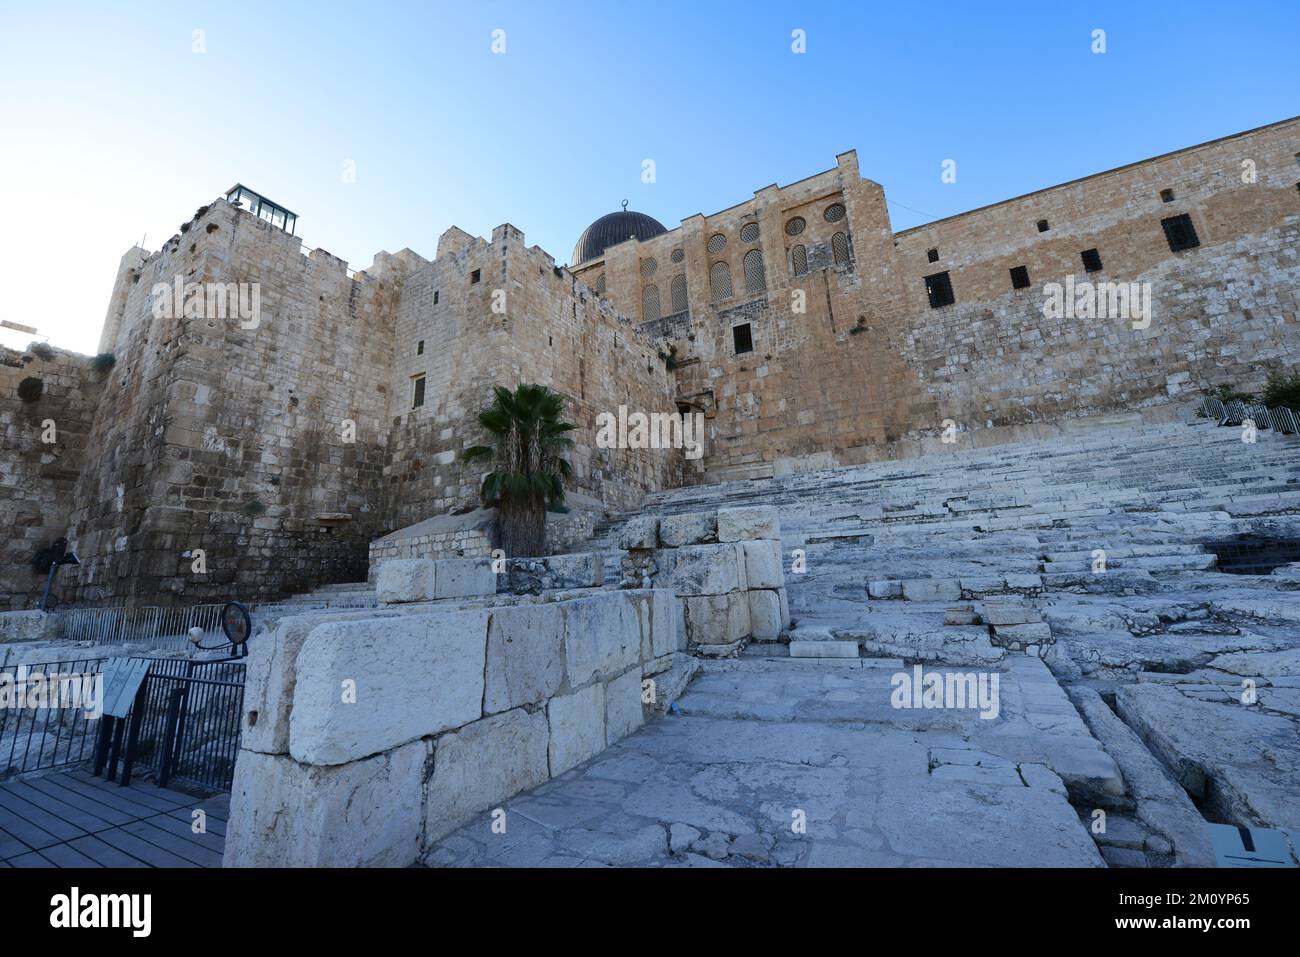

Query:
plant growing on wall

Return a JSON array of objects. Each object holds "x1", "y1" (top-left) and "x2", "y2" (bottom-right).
[
  {"x1": 91, "y1": 352, "x2": 117, "y2": 374},
  {"x1": 463, "y1": 383, "x2": 575, "y2": 558}
]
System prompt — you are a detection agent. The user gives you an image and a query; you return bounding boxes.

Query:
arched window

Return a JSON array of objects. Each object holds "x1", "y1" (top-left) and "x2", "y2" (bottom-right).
[
  {"x1": 709, "y1": 262, "x2": 733, "y2": 302},
  {"x1": 791, "y1": 244, "x2": 808, "y2": 276},
  {"x1": 743, "y1": 249, "x2": 766, "y2": 294},
  {"x1": 832, "y1": 232, "x2": 851, "y2": 265},
  {"x1": 642, "y1": 284, "x2": 661, "y2": 322},
  {"x1": 670, "y1": 274, "x2": 688, "y2": 314}
]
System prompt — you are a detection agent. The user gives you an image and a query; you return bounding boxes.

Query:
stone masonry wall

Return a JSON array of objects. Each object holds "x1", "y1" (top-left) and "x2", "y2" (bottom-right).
[
  {"x1": 578, "y1": 117, "x2": 1300, "y2": 482},
  {"x1": 383, "y1": 223, "x2": 682, "y2": 531},
  {"x1": 224, "y1": 585, "x2": 682, "y2": 867},
  {"x1": 64, "y1": 201, "x2": 408, "y2": 606},
  {"x1": 0, "y1": 346, "x2": 105, "y2": 609}
]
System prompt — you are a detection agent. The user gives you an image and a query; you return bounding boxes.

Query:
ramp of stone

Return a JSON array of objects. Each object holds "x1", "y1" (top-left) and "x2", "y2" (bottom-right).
[{"x1": 424, "y1": 657, "x2": 1109, "y2": 868}]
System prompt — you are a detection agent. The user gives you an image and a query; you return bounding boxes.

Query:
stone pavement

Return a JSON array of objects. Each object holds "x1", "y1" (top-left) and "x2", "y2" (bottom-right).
[{"x1": 424, "y1": 655, "x2": 1109, "y2": 867}]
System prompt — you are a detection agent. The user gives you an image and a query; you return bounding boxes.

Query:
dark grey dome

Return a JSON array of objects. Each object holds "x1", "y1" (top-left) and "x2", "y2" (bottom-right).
[{"x1": 572, "y1": 208, "x2": 667, "y2": 264}]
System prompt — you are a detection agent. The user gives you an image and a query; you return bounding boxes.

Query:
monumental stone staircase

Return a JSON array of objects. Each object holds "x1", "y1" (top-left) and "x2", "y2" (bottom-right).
[{"x1": 580, "y1": 411, "x2": 1300, "y2": 676}]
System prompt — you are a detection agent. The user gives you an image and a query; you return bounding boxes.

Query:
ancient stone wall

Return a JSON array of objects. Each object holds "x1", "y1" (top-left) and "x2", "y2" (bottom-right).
[
  {"x1": 63, "y1": 201, "x2": 407, "y2": 606},
  {"x1": 224, "y1": 586, "x2": 684, "y2": 867},
  {"x1": 577, "y1": 117, "x2": 1300, "y2": 482},
  {"x1": 0, "y1": 346, "x2": 105, "y2": 609},
  {"x1": 383, "y1": 223, "x2": 682, "y2": 530}
]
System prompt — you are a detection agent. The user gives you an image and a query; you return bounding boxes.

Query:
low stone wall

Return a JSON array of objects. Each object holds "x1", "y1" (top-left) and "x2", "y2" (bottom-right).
[
  {"x1": 0, "y1": 610, "x2": 60, "y2": 644},
  {"x1": 223, "y1": 586, "x2": 684, "y2": 867},
  {"x1": 367, "y1": 510, "x2": 497, "y2": 572},
  {"x1": 618, "y1": 505, "x2": 790, "y2": 655}
]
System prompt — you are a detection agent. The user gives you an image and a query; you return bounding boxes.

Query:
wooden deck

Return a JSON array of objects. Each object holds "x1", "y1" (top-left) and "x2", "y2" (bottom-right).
[{"x1": 0, "y1": 769, "x2": 227, "y2": 867}]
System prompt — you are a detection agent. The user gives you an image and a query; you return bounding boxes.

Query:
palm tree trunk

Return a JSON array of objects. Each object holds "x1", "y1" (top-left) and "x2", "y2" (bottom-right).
[{"x1": 499, "y1": 494, "x2": 547, "y2": 557}]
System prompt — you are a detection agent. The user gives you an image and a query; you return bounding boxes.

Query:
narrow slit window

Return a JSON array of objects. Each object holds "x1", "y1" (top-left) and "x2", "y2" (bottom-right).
[
  {"x1": 412, "y1": 375, "x2": 426, "y2": 409},
  {"x1": 433, "y1": 290, "x2": 440, "y2": 305},
  {"x1": 417, "y1": 340, "x2": 424, "y2": 355}
]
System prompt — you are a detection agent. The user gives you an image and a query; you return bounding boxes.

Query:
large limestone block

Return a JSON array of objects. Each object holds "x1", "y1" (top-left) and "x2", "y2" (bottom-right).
[
  {"x1": 717, "y1": 505, "x2": 781, "y2": 542},
  {"x1": 376, "y1": 559, "x2": 436, "y2": 603},
  {"x1": 742, "y1": 539, "x2": 785, "y2": 590},
  {"x1": 1115, "y1": 683, "x2": 1300, "y2": 830},
  {"x1": 425, "y1": 707, "x2": 550, "y2": 844},
  {"x1": 901, "y1": 579, "x2": 962, "y2": 602},
  {"x1": 748, "y1": 589, "x2": 783, "y2": 640},
  {"x1": 658, "y1": 511, "x2": 718, "y2": 547},
  {"x1": 682, "y1": 592, "x2": 751, "y2": 646},
  {"x1": 483, "y1": 604, "x2": 565, "y2": 714},
  {"x1": 777, "y1": 587, "x2": 791, "y2": 629},
  {"x1": 631, "y1": 588, "x2": 681, "y2": 661},
  {"x1": 242, "y1": 609, "x2": 400, "y2": 755},
  {"x1": 670, "y1": 542, "x2": 746, "y2": 596},
  {"x1": 563, "y1": 592, "x2": 641, "y2": 688},
  {"x1": 433, "y1": 558, "x2": 497, "y2": 599},
  {"x1": 289, "y1": 609, "x2": 489, "y2": 765},
  {"x1": 548, "y1": 682, "x2": 606, "y2": 776},
  {"x1": 544, "y1": 552, "x2": 603, "y2": 589},
  {"x1": 617, "y1": 515, "x2": 659, "y2": 550},
  {"x1": 604, "y1": 667, "x2": 645, "y2": 745},
  {"x1": 0, "y1": 610, "x2": 59, "y2": 643},
  {"x1": 223, "y1": 741, "x2": 426, "y2": 867}
]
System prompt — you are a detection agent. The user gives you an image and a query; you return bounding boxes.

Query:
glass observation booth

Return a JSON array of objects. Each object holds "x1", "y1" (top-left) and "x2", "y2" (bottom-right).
[{"x1": 224, "y1": 184, "x2": 298, "y2": 235}]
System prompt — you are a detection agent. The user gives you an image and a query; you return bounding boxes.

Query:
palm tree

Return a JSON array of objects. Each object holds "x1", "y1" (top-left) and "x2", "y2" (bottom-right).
[{"x1": 463, "y1": 383, "x2": 575, "y2": 557}]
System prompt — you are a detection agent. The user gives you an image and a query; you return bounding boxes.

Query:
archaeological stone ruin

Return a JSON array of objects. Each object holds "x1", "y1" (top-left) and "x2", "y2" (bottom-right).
[{"x1": 2, "y1": 115, "x2": 1299, "y2": 870}]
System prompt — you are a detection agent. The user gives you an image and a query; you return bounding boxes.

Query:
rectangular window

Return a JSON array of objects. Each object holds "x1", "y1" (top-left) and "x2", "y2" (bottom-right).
[
  {"x1": 470, "y1": 269, "x2": 481, "y2": 284},
  {"x1": 1160, "y1": 189, "x2": 1175, "y2": 203},
  {"x1": 1009, "y1": 266, "x2": 1030, "y2": 290},
  {"x1": 412, "y1": 375, "x2": 426, "y2": 409},
  {"x1": 433, "y1": 290, "x2": 440, "y2": 305},
  {"x1": 924, "y1": 271, "x2": 955, "y2": 308},
  {"x1": 1161, "y1": 214, "x2": 1200, "y2": 252},
  {"x1": 417, "y1": 340, "x2": 424, "y2": 355},
  {"x1": 1036, "y1": 219, "x2": 1050, "y2": 232},
  {"x1": 927, "y1": 248, "x2": 939, "y2": 263},
  {"x1": 1081, "y1": 248, "x2": 1103, "y2": 272},
  {"x1": 732, "y1": 322, "x2": 753, "y2": 355}
]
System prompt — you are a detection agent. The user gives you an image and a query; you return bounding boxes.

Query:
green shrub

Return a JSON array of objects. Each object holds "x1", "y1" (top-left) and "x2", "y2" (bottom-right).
[
  {"x1": 91, "y1": 352, "x2": 117, "y2": 373},
  {"x1": 1202, "y1": 383, "x2": 1256, "y2": 405},
  {"x1": 1262, "y1": 372, "x2": 1300, "y2": 410}
]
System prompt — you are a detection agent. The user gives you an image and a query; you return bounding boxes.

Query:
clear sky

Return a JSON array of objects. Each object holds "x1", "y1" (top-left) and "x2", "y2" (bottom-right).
[{"x1": 2, "y1": 0, "x2": 1297, "y2": 353}]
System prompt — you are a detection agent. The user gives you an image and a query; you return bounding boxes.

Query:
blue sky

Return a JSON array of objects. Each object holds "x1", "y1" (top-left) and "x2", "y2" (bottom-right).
[{"x1": 2, "y1": 0, "x2": 1297, "y2": 352}]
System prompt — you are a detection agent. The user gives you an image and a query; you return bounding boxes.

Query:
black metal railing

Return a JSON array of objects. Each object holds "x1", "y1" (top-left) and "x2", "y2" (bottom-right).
[
  {"x1": 0, "y1": 656, "x2": 105, "y2": 779},
  {"x1": 0, "y1": 656, "x2": 246, "y2": 792}
]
